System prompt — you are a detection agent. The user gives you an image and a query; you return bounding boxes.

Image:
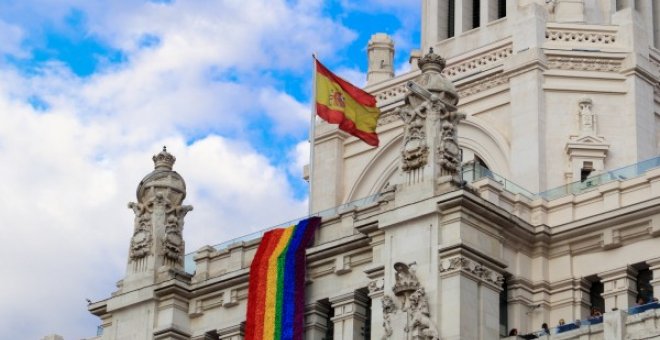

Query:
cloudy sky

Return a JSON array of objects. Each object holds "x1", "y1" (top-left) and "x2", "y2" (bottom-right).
[{"x1": 0, "y1": 0, "x2": 419, "y2": 338}]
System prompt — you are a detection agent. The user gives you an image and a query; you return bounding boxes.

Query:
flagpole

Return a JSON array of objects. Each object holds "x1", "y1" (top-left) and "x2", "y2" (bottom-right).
[{"x1": 308, "y1": 53, "x2": 317, "y2": 215}]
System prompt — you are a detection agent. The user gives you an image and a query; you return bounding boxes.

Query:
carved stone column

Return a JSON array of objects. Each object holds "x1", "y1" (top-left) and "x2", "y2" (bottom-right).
[
  {"x1": 439, "y1": 252, "x2": 505, "y2": 340},
  {"x1": 124, "y1": 147, "x2": 193, "y2": 291},
  {"x1": 600, "y1": 266, "x2": 638, "y2": 311},
  {"x1": 304, "y1": 301, "x2": 332, "y2": 340},
  {"x1": 329, "y1": 290, "x2": 370, "y2": 340},
  {"x1": 366, "y1": 274, "x2": 385, "y2": 340}
]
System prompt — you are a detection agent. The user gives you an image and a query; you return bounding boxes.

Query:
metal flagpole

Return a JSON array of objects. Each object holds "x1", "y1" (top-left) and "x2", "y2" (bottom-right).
[{"x1": 308, "y1": 53, "x2": 317, "y2": 215}]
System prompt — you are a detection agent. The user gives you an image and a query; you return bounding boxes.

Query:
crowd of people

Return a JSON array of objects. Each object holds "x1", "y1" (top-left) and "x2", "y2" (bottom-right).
[{"x1": 507, "y1": 297, "x2": 660, "y2": 338}]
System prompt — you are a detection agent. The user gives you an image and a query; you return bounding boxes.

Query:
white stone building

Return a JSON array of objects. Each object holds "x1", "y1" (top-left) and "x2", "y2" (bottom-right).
[{"x1": 88, "y1": 0, "x2": 660, "y2": 339}]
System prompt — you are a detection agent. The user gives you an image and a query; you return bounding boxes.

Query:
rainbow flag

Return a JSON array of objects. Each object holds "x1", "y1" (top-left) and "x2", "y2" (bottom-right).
[
  {"x1": 315, "y1": 59, "x2": 381, "y2": 147},
  {"x1": 244, "y1": 217, "x2": 321, "y2": 340}
]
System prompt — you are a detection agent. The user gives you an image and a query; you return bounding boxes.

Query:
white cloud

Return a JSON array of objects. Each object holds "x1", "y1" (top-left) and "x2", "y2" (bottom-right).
[{"x1": 0, "y1": 1, "x2": 362, "y2": 339}]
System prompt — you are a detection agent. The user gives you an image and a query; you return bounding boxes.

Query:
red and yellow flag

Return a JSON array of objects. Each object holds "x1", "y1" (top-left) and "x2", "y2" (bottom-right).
[{"x1": 315, "y1": 59, "x2": 381, "y2": 147}]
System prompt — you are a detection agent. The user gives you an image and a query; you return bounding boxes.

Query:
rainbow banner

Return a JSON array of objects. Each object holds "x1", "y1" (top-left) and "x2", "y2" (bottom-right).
[{"x1": 244, "y1": 216, "x2": 321, "y2": 340}]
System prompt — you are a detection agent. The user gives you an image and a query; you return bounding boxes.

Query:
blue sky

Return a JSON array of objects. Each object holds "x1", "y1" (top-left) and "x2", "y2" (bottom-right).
[{"x1": 0, "y1": 1, "x2": 419, "y2": 339}]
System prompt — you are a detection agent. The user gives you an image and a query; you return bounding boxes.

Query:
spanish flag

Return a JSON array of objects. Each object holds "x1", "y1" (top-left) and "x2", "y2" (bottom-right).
[{"x1": 315, "y1": 59, "x2": 381, "y2": 147}]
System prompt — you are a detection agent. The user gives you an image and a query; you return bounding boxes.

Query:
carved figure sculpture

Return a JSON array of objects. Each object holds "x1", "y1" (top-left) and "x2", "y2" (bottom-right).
[
  {"x1": 407, "y1": 287, "x2": 440, "y2": 340},
  {"x1": 382, "y1": 295, "x2": 396, "y2": 339},
  {"x1": 162, "y1": 214, "x2": 184, "y2": 262},
  {"x1": 578, "y1": 97, "x2": 596, "y2": 136},
  {"x1": 128, "y1": 202, "x2": 152, "y2": 260}
]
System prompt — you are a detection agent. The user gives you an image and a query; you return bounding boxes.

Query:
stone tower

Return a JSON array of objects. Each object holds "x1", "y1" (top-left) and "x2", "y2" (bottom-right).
[
  {"x1": 123, "y1": 147, "x2": 193, "y2": 291},
  {"x1": 367, "y1": 33, "x2": 395, "y2": 85}
]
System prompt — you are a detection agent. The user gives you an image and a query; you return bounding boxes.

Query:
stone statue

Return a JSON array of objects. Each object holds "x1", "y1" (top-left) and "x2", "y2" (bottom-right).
[
  {"x1": 407, "y1": 287, "x2": 439, "y2": 340},
  {"x1": 382, "y1": 295, "x2": 396, "y2": 339},
  {"x1": 384, "y1": 261, "x2": 440, "y2": 339},
  {"x1": 578, "y1": 97, "x2": 596, "y2": 136}
]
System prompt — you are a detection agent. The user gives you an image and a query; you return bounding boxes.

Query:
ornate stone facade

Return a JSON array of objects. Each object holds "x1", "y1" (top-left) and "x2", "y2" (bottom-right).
[{"x1": 88, "y1": 1, "x2": 660, "y2": 340}]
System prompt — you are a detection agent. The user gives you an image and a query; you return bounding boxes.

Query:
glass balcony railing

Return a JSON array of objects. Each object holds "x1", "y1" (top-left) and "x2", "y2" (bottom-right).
[
  {"x1": 538, "y1": 156, "x2": 660, "y2": 201},
  {"x1": 461, "y1": 162, "x2": 537, "y2": 199},
  {"x1": 183, "y1": 156, "x2": 660, "y2": 274},
  {"x1": 183, "y1": 193, "x2": 381, "y2": 273}
]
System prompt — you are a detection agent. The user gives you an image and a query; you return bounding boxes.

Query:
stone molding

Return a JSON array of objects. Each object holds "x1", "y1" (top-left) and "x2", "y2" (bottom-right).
[
  {"x1": 545, "y1": 25, "x2": 618, "y2": 45},
  {"x1": 547, "y1": 56, "x2": 622, "y2": 72},
  {"x1": 216, "y1": 322, "x2": 245, "y2": 340}
]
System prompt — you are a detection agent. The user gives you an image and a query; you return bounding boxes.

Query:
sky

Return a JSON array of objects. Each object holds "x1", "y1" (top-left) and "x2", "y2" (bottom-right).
[{"x1": 0, "y1": 0, "x2": 420, "y2": 339}]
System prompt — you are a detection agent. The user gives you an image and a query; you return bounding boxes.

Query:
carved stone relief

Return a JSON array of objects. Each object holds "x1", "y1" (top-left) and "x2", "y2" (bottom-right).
[
  {"x1": 395, "y1": 49, "x2": 464, "y2": 181},
  {"x1": 128, "y1": 202, "x2": 152, "y2": 260},
  {"x1": 382, "y1": 262, "x2": 439, "y2": 340},
  {"x1": 439, "y1": 256, "x2": 504, "y2": 287}
]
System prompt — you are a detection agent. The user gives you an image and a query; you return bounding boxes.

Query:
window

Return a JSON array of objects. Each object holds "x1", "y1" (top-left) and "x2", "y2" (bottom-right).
[
  {"x1": 472, "y1": 0, "x2": 481, "y2": 28},
  {"x1": 497, "y1": 0, "x2": 506, "y2": 19},
  {"x1": 499, "y1": 277, "x2": 509, "y2": 336},
  {"x1": 580, "y1": 162, "x2": 594, "y2": 182},
  {"x1": 637, "y1": 268, "x2": 653, "y2": 303},
  {"x1": 589, "y1": 279, "x2": 605, "y2": 314},
  {"x1": 448, "y1": 0, "x2": 455, "y2": 38}
]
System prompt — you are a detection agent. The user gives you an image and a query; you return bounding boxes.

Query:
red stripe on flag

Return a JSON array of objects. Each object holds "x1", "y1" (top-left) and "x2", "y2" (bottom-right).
[
  {"x1": 316, "y1": 104, "x2": 379, "y2": 147},
  {"x1": 315, "y1": 60, "x2": 377, "y2": 107}
]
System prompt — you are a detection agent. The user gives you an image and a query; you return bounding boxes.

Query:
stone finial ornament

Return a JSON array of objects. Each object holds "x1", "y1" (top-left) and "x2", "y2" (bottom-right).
[
  {"x1": 127, "y1": 147, "x2": 193, "y2": 272},
  {"x1": 153, "y1": 146, "x2": 176, "y2": 170},
  {"x1": 396, "y1": 48, "x2": 464, "y2": 188}
]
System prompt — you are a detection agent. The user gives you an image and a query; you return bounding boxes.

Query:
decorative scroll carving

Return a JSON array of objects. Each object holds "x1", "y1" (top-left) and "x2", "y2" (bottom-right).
[
  {"x1": 439, "y1": 256, "x2": 504, "y2": 286},
  {"x1": 383, "y1": 262, "x2": 439, "y2": 339},
  {"x1": 368, "y1": 278, "x2": 385, "y2": 294}
]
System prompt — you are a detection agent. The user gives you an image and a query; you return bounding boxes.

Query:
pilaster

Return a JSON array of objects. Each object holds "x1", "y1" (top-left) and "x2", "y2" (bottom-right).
[
  {"x1": 647, "y1": 257, "x2": 660, "y2": 297},
  {"x1": 311, "y1": 124, "x2": 347, "y2": 213},
  {"x1": 439, "y1": 250, "x2": 505, "y2": 340},
  {"x1": 600, "y1": 266, "x2": 638, "y2": 311},
  {"x1": 329, "y1": 290, "x2": 370, "y2": 340},
  {"x1": 304, "y1": 301, "x2": 332, "y2": 340}
]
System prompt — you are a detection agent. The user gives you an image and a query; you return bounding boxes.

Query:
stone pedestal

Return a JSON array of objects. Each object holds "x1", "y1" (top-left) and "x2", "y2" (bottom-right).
[
  {"x1": 311, "y1": 125, "x2": 347, "y2": 213},
  {"x1": 329, "y1": 291, "x2": 370, "y2": 340}
]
